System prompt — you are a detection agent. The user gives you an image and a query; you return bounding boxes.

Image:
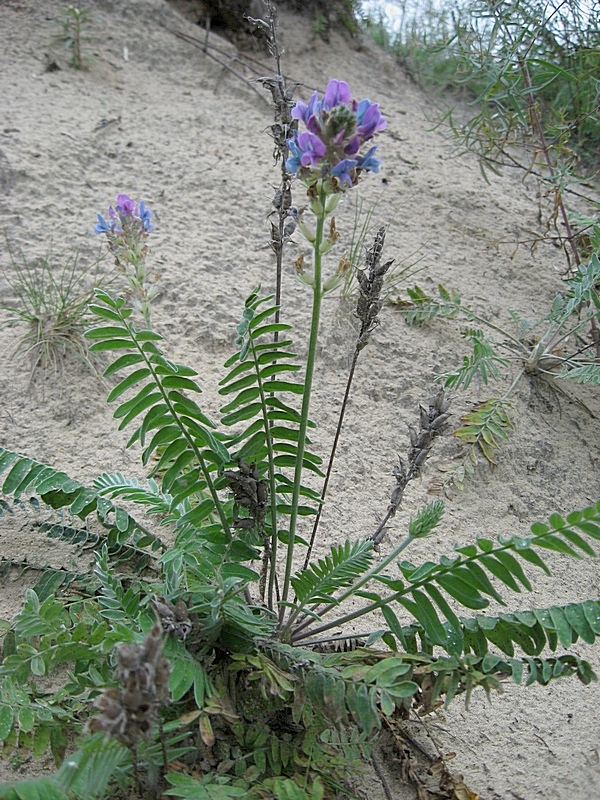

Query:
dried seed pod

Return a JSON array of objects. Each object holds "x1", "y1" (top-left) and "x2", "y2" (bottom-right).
[
  {"x1": 355, "y1": 227, "x2": 393, "y2": 345},
  {"x1": 151, "y1": 596, "x2": 192, "y2": 641},
  {"x1": 224, "y1": 459, "x2": 268, "y2": 531},
  {"x1": 88, "y1": 625, "x2": 170, "y2": 747},
  {"x1": 430, "y1": 412, "x2": 451, "y2": 431}
]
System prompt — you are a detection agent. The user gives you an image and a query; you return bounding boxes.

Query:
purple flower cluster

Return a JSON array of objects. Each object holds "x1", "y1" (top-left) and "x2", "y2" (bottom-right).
[
  {"x1": 286, "y1": 79, "x2": 387, "y2": 192},
  {"x1": 94, "y1": 193, "x2": 153, "y2": 237}
]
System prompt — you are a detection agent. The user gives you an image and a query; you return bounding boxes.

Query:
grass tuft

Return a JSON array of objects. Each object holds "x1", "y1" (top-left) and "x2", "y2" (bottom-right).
[{"x1": 0, "y1": 238, "x2": 111, "y2": 387}]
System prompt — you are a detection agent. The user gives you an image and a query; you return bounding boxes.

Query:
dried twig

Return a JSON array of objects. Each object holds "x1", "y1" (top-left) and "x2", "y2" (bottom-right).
[{"x1": 303, "y1": 227, "x2": 393, "y2": 568}]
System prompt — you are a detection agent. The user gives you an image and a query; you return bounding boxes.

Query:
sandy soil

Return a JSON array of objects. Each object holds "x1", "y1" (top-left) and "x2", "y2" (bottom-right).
[{"x1": 0, "y1": 1, "x2": 599, "y2": 797}]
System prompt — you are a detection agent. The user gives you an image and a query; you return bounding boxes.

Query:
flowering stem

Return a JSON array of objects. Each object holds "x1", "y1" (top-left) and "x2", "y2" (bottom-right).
[{"x1": 280, "y1": 189, "x2": 327, "y2": 616}]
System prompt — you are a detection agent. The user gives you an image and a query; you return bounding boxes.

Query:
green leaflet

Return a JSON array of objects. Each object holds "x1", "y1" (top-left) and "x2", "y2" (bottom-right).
[
  {"x1": 0, "y1": 779, "x2": 69, "y2": 800},
  {"x1": 106, "y1": 367, "x2": 152, "y2": 402},
  {"x1": 162, "y1": 450, "x2": 197, "y2": 493},
  {"x1": 169, "y1": 468, "x2": 204, "y2": 510},
  {"x1": 102, "y1": 351, "x2": 145, "y2": 375},
  {"x1": 424, "y1": 584, "x2": 463, "y2": 654},
  {"x1": 0, "y1": 447, "x2": 166, "y2": 558},
  {"x1": 291, "y1": 540, "x2": 373, "y2": 607},
  {"x1": 164, "y1": 772, "x2": 246, "y2": 799},
  {"x1": 142, "y1": 424, "x2": 182, "y2": 466},
  {"x1": 89, "y1": 293, "x2": 230, "y2": 491},
  {"x1": 399, "y1": 591, "x2": 448, "y2": 648},
  {"x1": 435, "y1": 571, "x2": 489, "y2": 610},
  {"x1": 0, "y1": 704, "x2": 14, "y2": 740}
]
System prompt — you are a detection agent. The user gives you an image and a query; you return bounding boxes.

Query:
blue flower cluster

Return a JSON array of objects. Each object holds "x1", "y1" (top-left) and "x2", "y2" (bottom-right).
[
  {"x1": 94, "y1": 194, "x2": 153, "y2": 237},
  {"x1": 286, "y1": 79, "x2": 386, "y2": 192}
]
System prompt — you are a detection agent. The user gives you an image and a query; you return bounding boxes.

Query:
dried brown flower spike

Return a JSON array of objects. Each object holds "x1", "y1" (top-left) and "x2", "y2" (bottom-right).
[
  {"x1": 355, "y1": 225, "x2": 394, "y2": 351},
  {"x1": 371, "y1": 388, "x2": 451, "y2": 545},
  {"x1": 89, "y1": 624, "x2": 170, "y2": 748}
]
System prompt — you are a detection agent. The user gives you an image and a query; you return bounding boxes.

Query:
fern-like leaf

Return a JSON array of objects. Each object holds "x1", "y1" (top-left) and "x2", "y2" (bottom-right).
[
  {"x1": 87, "y1": 290, "x2": 230, "y2": 532},
  {"x1": 93, "y1": 544, "x2": 143, "y2": 625},
  {"x1": 561, "y1": 253, "x2": 600, "y2": 318},
  {"x1": 557, "y1": 363, "x2": 600, "y2": 384},
  {"x1": 296, "y1": 500, "x2": 600, "y2": 649},
  {"x1": 93, "y1": 472, "x2": 175, "y2": 516},
  {"x1": 0, "y1": 447, "x2": 166, "y2": 559},
  {"x1": 164, "y1": 772, "x2": 247, "y2": 799},
  {"x1": 454, "y1": 398, "x2": 513, "y2": 464},
  {"x1": 385, "y1": 502, "x2": 600, "y2": 648},
  {"x1": 381, "y1": 598, "x2": 600, "y2": 662},
  {"x1": 219, "y1": 293, "x2": 318, "y2": 469},
  {"x1": 392, "y1": 283, "x2": 461, "y2": 326},
  {"x1": 218, "y1": 291, "x2": 321, "y2": 545},
  {"x1": 291, "y1": 540, "x2": 374, "y2": 608},
  {"x1": 440, "y1": 328, "x2": 509, "y2": 389}
]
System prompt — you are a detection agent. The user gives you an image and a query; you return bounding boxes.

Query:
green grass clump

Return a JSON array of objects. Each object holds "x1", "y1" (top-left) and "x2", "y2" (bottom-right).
[{"x1": 0, "y1": 240, "x2": 108, "y2": 385}]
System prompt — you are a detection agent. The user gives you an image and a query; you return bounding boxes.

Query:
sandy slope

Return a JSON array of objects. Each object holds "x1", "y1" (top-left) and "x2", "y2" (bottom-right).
[{"x1": 0, "y1": 1, "x2": 598, "y2": 797}]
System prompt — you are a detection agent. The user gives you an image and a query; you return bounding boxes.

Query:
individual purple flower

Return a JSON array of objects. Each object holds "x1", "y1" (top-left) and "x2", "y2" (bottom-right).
[
  {"x1": 286, "y1": 138, "x2": 304, "y2": 174},
  {"x1": 138, "y1": 201, "x2": 154, "y2": 232},
  {"x1": 297, "y1": 132, "x2": 327, "y2": 167},
  {"x1": 356, "y1": 100, "x2": 387, "y2": 139},
  {"x1": 357, "y1": 146, "x2": 382, "y2": 174},
  {"x1": 286, "y1": 132, "x2": 326, "y2": 172},
  {"x1": 331, "y1": 158, "x2": 358, "y2": 187},
  {"x1": 115, "y1": 193, "x2": 138, "y2": 216},
  {"x1": 94, "y1": 213, "x2": 117, "y2": 235},
  {"x1": 343, "y1": 136, "x2": 360, "y2": 156},
  {"x1": 323, "y1": 79, "x2": 351, "y2": 109},
  {"x1": 291, "y1": 90, "x2": 320, "y2": 127}
]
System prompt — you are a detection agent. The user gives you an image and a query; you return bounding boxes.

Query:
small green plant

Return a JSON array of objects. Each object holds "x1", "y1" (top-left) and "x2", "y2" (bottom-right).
[
  {"x1": 0, "y1": 240, "x2": 108, "y2": 386},
  {"x1": 59, "y1": 4, "x2": 93, "y2": 70},
  {"x1": 311, "y1": 11, "x2": 329, "y2": 39},
  {"x1": 395, "y1": 230, "x2": 600, "y2": 489}
]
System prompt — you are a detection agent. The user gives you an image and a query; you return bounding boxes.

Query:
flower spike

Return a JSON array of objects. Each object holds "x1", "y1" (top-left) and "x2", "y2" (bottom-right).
[{"x1": 286, "y1": 78, "x2": 386, "y2": 194}]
